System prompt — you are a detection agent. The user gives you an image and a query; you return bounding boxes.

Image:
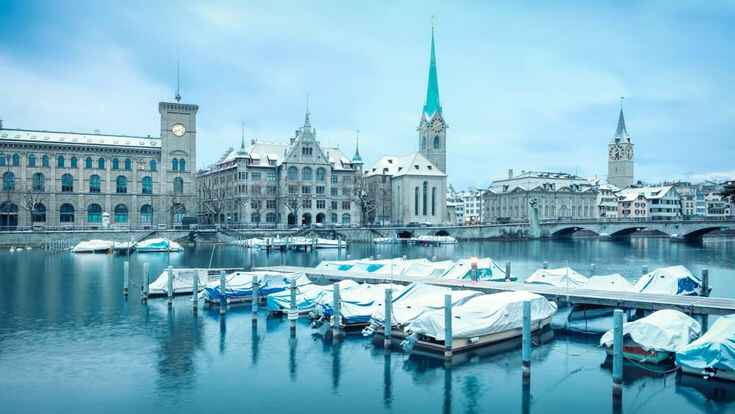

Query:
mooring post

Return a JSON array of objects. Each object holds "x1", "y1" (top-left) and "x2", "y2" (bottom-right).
[
  {"x1": 219, "y1": 270, "x2": 227, "y2": 315},
  {"x1": 251, "y1": 274, "x2": 259, "y2": 321},
  {"x1": 332, "y1": 283, "x2": 341, "y2": 338},
  {"x1": 192, "y1": 270, "x2": 199, "y2": 311},
  {"x1": 542, "y1": 261, "x2": 548, "y2": 269},
  {"x1": 123, "y1": 261, "x2": 129, "y2": 296},
  {"x1": 289, "y1": 278, "x2": 297, "y2": 333},
  {"x1": 612, "y1": 309, "x2": 624, "y2": 400},
  {"x1": 641, "y1": 265, "x2": 648, "y2": 275},
  {"x1": 141, "y1": 262, "x2": 149, "y2": 302},
  {"x1": 471, "y1": 258, "x2": 479, "y2": 283},
  {"x1": 701, "y1": 268, "x2": 709, "y2": 297},
  {"x1": 384, "y1": 288, "x2": 393, "y2": 349},
  {"x1": 166, "y1": 266, "x2": 174, "y2": 308},
  {"x1": 505, "y1": 261, "x2": 512, "y2": 281},
  {"x1": 590, "y1": 263, "x2": 596, "y2": 276},
  {"x1": 522, "y1": 300, "x2": 531, "y2": 378},
  {"x1": 444, "y1": 294, "x2": 453, "y2": 360}
]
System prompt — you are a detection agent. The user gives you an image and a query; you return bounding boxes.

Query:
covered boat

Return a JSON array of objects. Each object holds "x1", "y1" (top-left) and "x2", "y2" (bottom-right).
[
  {"x1": 676, "y1": 314, "x2": 735, "y2": 381},
  {"x1": 634, "y1": 265, "x2": 702, "y2": 296},
  {"x1": 202, "y1": 271, "x2": 297, "y2": 304},
  {"x1": 315, "y1": 283, "x2": 405, "y2": 328},
  {"x1": 314, "y1": 238, "x2": 347, "y2": 249},
  {"x1": 401, "y1": 260, "x2": 454, "y2": 278},
  {"x1": 568, "y1": 274, "x2": 635, "y2": 321},
  {"x1": 600, "y1": 309, "x2": 701, "y2": 364},
  {"x1": 402, "y1": 291, "x2": 557, "y2": 353},
  {"x1": 149, "y1": 268, "x2": 209, "y2": 296},
  {"x1": 525, "y1": 267, "x2": 588, "y2": 288},
  {"x1": 135, "y1": 238, "x2": 183, "y2": 253},
  {"x1": 442, "y1": 258, "x2": 512, "y2": 282},
  {"x1": 364, "y1": 282, "x2": 482, "y2": 336},
  {"x1": 265, "y1": 277, "x2": 359, "y2": 314},
  {"x1": 71, "y1": 240, "x2": 114, "y2": 253},
  {"x1": 414, "y1": 235, "x2": 457, "y2": 245}
]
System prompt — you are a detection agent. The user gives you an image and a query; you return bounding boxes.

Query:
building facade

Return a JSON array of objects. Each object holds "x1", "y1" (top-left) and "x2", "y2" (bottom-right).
[
  {"x1": 458, "y1": 189, "x2": 485, "y2": 224},
  {"x1": 616, "y1": 186, "x2": 681, "y2": 219},
  {"x1": 607, "y1": 101, "x2": 635, "y2": 189},
  {"x1": 596, "y1": 183, "x2": 619, "y2": 218},
  {"x1": 704, "y1": 193, "x2": 732, "y2": 217},
  {"x1": 0, "y1": 101, "x2": 197, "y2": 229},
  {"x1": 483, "y1": 170, "x2": 598, "y2": 223},
  {"x1": 197, "y1": 113, "x2": 362, "y2": 227}
]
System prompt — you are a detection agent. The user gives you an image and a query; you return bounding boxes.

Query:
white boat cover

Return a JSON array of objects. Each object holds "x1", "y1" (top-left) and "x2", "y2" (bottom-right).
[
  {"x1": 202, "y1": 271, "x2": 298, "y2": 301},
  {"x1": 135, "y1": 238, "x2": 183, "y2": 252},
  {"x1": 71, "y1": 240, "x2": 114, "y2": 253},
  {"x1": 525, "y1": 267, "x2": 589, "y2": 288},
  {"x1": 634, "y1": 266, "x2": 702, "y2": 296},
  {"x1": 266, "y1": 277, "x2": 359, "y2": 312},
  {"x1": 583, "y1": 274, "x2": 634, "y2": 292},
  {"x1": 149, "y1": 268, "x2": 209, "y2": 295},
  {"x1": 600, "y1": 309, "x2": 701, "y2": 352},
  {"x1": 676, "y1": 315, "x2": 735, "y2": 373},
  {"x1": 401, "y1": 260, "x2": 454, "y2": 278},
  {"x1": 406, "y1": 291, "x2": 557, "y2": 341},
  {"x1": 369, "y1": 282, "x2": 482, "y2": 329},
  {"x1": 316, "y1": 283, "x2": 405, "y2": 324},
  {"x1": 441, "y1": 257, "x2": 508, "y2": 281}
]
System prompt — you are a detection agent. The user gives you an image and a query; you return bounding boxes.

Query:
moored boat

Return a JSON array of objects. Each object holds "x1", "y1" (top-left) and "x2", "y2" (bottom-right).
[
  {"x1": 677, "y1": 314, "x2": 735, "y2": 381},
  {"x1": 71, "y1": 240, "x2": 114, "y2": 253},
  {"x1": 135, "y1": 238, "x2": 183, "y2": 253}
]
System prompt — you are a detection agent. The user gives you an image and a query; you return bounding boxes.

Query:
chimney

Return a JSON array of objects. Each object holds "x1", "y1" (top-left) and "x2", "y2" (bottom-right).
[{"x1": 508, "y1": 169, "x2": 514, "y2": 179}]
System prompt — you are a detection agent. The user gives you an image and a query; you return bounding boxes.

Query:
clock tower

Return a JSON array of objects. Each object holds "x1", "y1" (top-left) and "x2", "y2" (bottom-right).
[
  {"x1": 418, "y1": 26, "x2": 447, "y2": 174},
  {"x1": 159, "y1": 99, "x2": 198, "y2": 219},
  {"x1": 607, "y1": 99, "x2": 634, "y2": 189}
]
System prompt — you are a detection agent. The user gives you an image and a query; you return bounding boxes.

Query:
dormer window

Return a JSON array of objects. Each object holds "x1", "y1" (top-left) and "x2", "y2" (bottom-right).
[
  {"x1": 414, "y1": 165, "x2": 419, "y2": 169},
  {"x1": 388, "y1": 159, "x2": 393, "y2": 164},
  {"x1": 302, "y1": 147, "x2": 313, "y2": 156},
  {"x1": 427, "y1": 165, "x2": 432, "y2": 170}
]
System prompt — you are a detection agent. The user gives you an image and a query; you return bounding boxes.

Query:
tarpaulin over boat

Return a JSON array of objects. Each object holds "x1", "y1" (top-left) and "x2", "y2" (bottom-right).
[
  {"x1": 316, "y1": 283, "x2": 405, "y2": 324},
  {"x1": 634, "y1": 266, "x2": 702, "y2": 296},
  {"x1": 406, "y1": 291, "x2": 557, "y2": 341},
  {"x1": 203, "y1": 271, "x2": 299, "y2": 301},
  {"x1": 401, "y1": 260, "x2": 453, "y2": 278},
  {"x1": 149, "y1": 268, "x2": 208, "y2": 295},
  {"x1": 583, "y1": 274, "x2": 634, "y2": 292},
  {"x1": 441, "y1": 258, "x2": 509, "y2": 281},
  {"x1": 676, "y1": 315, "x2": 735, "y2": 374},
  {"x1": 71, "y1": 240, "x2": 114, "y2": 253},
  {"x1": 525, "y1": 267, "x2": 589, "y2": 288},
  {"x1": 135, "y1": 238, "x2": 183, "y2": 252},
  {"x1": 266, "y1": 277, "x2": 359, "y2": 312},
  {"x1": 369, "y1": 282, "x2": 482, "y2": 329},
  {"x1": 600, "y1": 309, "x2": 701, "y2": 352}
]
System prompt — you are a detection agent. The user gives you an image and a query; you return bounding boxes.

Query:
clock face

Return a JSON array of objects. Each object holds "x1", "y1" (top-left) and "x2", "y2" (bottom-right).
[
  {"x1": 430, "y1": 117, "x2": 444, "y2": 133},
  {"x1": 172, "y1": 123, "x2": 186, "y2": 137}
]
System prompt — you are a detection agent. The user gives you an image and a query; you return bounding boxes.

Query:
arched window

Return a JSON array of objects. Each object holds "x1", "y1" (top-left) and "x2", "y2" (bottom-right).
[
  {"x1": 112, "y1": 158, "x2": 119, "y2": 170},
  {"x1": 0, "y1": 154, "x2": 5, "y2": 167},
  {"x1": 140, "y1": 204, "x2": 153, "y2": 224},
  {"x1": 70, "y1": 157, "x2": 78, "y2": 169},
  {"x1": 57, "y1": 155, "x2": 65, "y2": 168},
  {"x1": 3, "y1": 172, "x2": 15, "y2": 191},
  {"x1": 341, "y1": 213, "x2": 351, "y2": 224},
  {"x1": 61, "y1": 174, "x2": 74, "y2": 192},
  {"x1": 12, "y1": 154, "x2": 20, "y2": 166},
  {"x1": 266, "y1": 212, "x2": 276, "y2": 223},
  {"x1": 172, "y1": 158, "x2": 178, "y2": 171},
  {"x1": 301, "y1": 167, "x2": 313, "y2": 181},
  {"x1": 433, "y1": 135, "x2": 441, "y2": 149},
  {"x1": 42, "y1": 155, "x2": 49, "y2": 168},
  {"x1": 85, "y1": 157, "x2": 93, "y2": 169},
  {"x1": 98, "y1": 158, "x2": 105, "y2": 169},
  {"x1": 414, "y1": 186, "x2": 419, "y2": 215},
  {"x1": 149, "y1": 159, "x2": 157, "y2": 171},
  {"x1": 422, "y1": 181, "x2": 428, "y2": 215},
  {"x1": 316, "y1": 167, "x2": 326, "y2": 182},
  {"x1": 116, "y1": 176, "x2": 127, "y2": 193},
  {"x1": 87, "y1": 204, "x2": 102, "y2": 224},
  {"x1": 287, "y1": 166, "x2": 298, "y2": 180},
  {"x1": 331, "y1": 213, "x2": 338, "y2": 223},
  {"x1": 59, "y1": 204, "x2": 75, "y2": 223},
  {"x1": 0, "y1": 201, "x2": 19, "y2": 229},
  {"x1": 32, "y1": 173, "x2": 45, "y2": 192},
  {"x1": 89, "y1": 175, "x2": 101, "y2": 193},
  {"x1": 142, "y1": 176, "x2": 153, "y2": 194},
  {"x1": 31, "y1": 203, "x2": 46, "y2": 223},
  {"x1": 251, "y1": 213, "x2": 261, "y2": 223},
  {"x1": 28, "y1": 154, "x2": 36, "y2": 168},
  {"x1": 174, "y1": 177, "x2": 183, "y2": 194},
  {"x1": 124, "y1": 159, "x2": 132, "y2": 171},
  {"x1": 432, "y1": 186, "x2": 436, "y2": 216},
  {"x1": 114, "y1": 204, "x2": 128, "y2": 223},
  {"x1": 179, "y1": 159, "x2": 186, "y2": 172}
]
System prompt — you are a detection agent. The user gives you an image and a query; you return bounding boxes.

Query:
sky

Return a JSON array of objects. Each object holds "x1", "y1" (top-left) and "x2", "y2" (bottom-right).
[{"x1": 1, "y1": 1, "x2": 734, "y2": 189}]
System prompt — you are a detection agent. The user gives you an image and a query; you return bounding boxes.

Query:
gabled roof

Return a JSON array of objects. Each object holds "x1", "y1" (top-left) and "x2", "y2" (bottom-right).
[
  {"x1": 617, "y1": 186, "x2": 676, "y2": 202},
  {"x1": 366, "y1": 152, "x2": 445, "y2": 178}
]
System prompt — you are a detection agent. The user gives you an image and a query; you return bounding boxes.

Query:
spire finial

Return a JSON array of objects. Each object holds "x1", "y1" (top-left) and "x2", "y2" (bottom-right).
[
  {"x1": 613, "y1": 96, "x2": 630, "y2": 142},
  {"x1": 175, "y1": 60, "x2": 181, "y2": 102},
  {"x1": 240, "y1": 121, "x2": 245, "y2": 149},
  {"x1": 304, "y1": 93, "x2": 311, "y2": 127},
  {"x1": 352, "y1": 128, "x2": 363, "y2": 163},
  {"x1": 422, "y1": 20, "x2": 441, "y2": 118},
  {"x1": 620, "y1": 96, "x2": 624, "y2": 110}
]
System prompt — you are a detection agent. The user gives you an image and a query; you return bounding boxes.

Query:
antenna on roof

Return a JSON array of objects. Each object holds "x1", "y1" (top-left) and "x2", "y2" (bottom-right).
[
  {"x1": 240, "y1": 121, "x2": 245, "y2": 149},
  {"x1": 175, "y1": 60, "x2": 182, "y2": 103}
]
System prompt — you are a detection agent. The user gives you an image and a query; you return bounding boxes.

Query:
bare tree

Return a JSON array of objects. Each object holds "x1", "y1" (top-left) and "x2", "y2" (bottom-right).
[
  {"x1": 352, "y1": 175, "x2": 376, "y2": 226},
  {"x1": 281, "y1": 193, "x2": 300, "y2": 227},
  {"x1": 198, "y1": 178, "x2": 227, "y2": 225},
  {"x1": 17, "y1": 183, "x2": 48, "y2": 226}
]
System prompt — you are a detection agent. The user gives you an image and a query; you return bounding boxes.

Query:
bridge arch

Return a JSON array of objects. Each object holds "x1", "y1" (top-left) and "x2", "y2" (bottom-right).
[
  {"x1": 680, "y1": 226, "x2": 731, "y2": 240},
  {"x1": 435, "y1": 230, "x2": 450, "y2": 236},
  {"x1": 550, "y1": 226, "x2": 598, "y2": 238},
  {"x1": 397, "y1": 230, "x2": 414, "y2": 239},
  {"x1": 608, "y1": 226, "x2": 647, "y2": 238}
]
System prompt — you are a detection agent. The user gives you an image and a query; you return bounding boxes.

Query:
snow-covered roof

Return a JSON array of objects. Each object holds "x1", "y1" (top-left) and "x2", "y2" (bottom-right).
[
  {"x1": 617, "y1": 186, "x2": 676, "y2": 202},
  {"x1": 488, "y1": 171, "x2": 596, "y2": 194},
  {"x1": 0, "y1": 128, "x2": 161, "y2": 149},
  {"x1": 365, "y1": 152, "x2": 444, "y2": 178},
  {"x1": 324, "y1": 147, "x2": 355, "y2": 171}
]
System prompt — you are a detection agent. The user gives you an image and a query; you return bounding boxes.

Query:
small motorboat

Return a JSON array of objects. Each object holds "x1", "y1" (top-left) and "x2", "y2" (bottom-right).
[
  {"x1": 525, "y1": 267, "x2": 589, "y2": 288},
  {"x1": 634, "y1": 265, "x2": 703, "y2": 296},
  {"x1": 677, "y1": 314, "x2": 735, "y2": 381},
  {"x1": 202, "y1": 271, "x2": 296, "y2": 304},
  {"x1": 71, "y1": 240, "x2": 114, "y2": 253},
  {"x1": 265, "y1": 276, "x2": 358, "y2": 314},
  {"x1": 314, "y1": 283, "x2": 405, "y2": 329},
  {"x1": 568, "y1": 274, "x2": 635, "y2": 321},
  {"x1": 600, "y1": 309, "x2": 701, "y2": 364},
  {"x1": 135, "y1": 238, "x2": 183, "y2": 253},
  {"x1": 442, "y1": 257, "x2": 514, "y2": 282}
]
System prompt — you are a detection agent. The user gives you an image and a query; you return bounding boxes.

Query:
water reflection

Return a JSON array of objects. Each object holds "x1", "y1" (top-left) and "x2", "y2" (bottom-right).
[
  {"x1": 289, "y1": 335, "x2": 297, "y2": 381},
  {"x1": 251, "y1": 319, "x2": 259, "y2": 366},
  {"x1": 383, "y1": 350, "x2": 392, "y2": 408},
  {"x1": 331, "y1": 338, "x2": 342, "y2": 392},
  {"x1": 522, "y1": 375, "x2": 530, "y2": 414},
  {"x1": 443, "y1": 366, "x2": 452, "y2": 414}
]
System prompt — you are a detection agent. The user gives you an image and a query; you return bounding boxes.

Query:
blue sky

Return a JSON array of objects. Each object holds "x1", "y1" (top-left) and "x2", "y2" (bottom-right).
[{"x1": 1, "y1": 1, "x2": 734, "y2": 189}]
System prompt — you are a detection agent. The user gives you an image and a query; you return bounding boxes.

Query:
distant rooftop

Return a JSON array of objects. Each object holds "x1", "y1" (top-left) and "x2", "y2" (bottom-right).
[{"x1": 0, "y1": 128, "x2": 161, "y2": 149}]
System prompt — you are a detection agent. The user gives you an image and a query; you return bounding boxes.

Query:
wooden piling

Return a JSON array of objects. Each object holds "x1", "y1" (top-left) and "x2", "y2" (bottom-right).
[
  {"x1": 701, "y1": 268, "x2": 709, "y2": 297},
  {"x1": 123, "y1": 261, "x2": 129, "y2": 296},
  {"x1": 192, "y1": 270, "x2": 199, "y2": 311},
  {"x1": 251, "y1": 274, "x2": 259, "y2": 321},
  {"x1": 641, "y1": 265, "x2": 649, "y2": 275},
  {"x1": 444, "y1": 294, "x2": 453, "y2": 360},
  {"x1": 141, "y1": 262, "x2": 149, "y2": 302},
  {"x1": 166, "y1": 266, "x2": 174, "y2": 308},
  {"x1": 384, "y1": 288, "x2": 392, "y2": 349},
  {"x1": 522, "y1": 300, "x2": 531, "y2": 378},
  {"x1": 332, "y1": 283, "x2": 341, "y2": 337},
  {"x1": 505, "y1": 261, "x2": 512, "y2": 281},
  {"x1": 542, "y1": 261, "x2": 548, "y2": 269},
  {"x1": 219, "y1": 270, "x2": 227, "y2": 315},
  {"x1": 612, "y1": 309, "x2": 624, "y2": 399},
  {"x1": 590, "y1": 263, "x2": 596, "y2": 276},
  {"x1": 289, "y1": 278, "x2": 297, "y2": 332}
]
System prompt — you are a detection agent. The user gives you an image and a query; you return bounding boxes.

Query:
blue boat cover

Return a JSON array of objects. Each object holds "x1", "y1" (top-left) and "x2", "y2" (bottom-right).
[
  {"x1": 203, "y1": 272, "x2": 296, "y2": 302},
  {"x1": 676, "y1": 314, "x2": 735, "y2": 374}
]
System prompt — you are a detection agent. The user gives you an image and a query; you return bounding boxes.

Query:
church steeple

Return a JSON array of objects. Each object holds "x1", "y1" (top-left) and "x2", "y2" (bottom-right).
[
  {"x1": 352, "y1": 129, "x2": 363, "y2": 164},
  {"x1": 422, "y1": 25, "x2": 442, "y2": 119},
  {"x1": 613, "y1": 97, "x2": 630, "y2": 143}
]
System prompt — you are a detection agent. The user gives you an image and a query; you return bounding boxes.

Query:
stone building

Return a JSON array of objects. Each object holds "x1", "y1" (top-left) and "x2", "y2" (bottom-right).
[
  {"x1": 595, "y1": 183, "x2": 620, "y2": 218},
  {"x1": 607, "y1": 100, "x2": 635, "y2": 189},
  {"x1": 616, "y1": 186, "x2": 681, "y2": 219},
  {"x1": 197, "y1": 112, "x2": 362, "y2": 227},
  {"x1": 0, "y1": 100, "x2": 197, "y2": 229},
  {"x1": 483, "y1": 170, "x2": 598, "y2": 223}
]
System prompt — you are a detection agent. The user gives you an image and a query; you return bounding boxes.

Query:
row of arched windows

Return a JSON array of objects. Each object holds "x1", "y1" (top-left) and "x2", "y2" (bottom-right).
[
  {"x1": 286, "y1": 166, "x2": 327, "y2": 181},
  {"x1": 171, "y1": 158, "x2": 186, "y2": 172},
  {"x1": 0, "y1": 153, "x2": 158, "y2": 171},
  {"x1": 13, "y1": 203, "x2": 155, "y2": 224},
  {"x1": 414, "y1": 181, "x2": 437, "y2": 217},
  {"x1": 2, "y1": 172, "x2": 180, "y2": 194}
]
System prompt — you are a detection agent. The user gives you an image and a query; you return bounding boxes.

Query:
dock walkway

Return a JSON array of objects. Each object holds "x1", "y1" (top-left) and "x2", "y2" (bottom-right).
[{"x1": 255, "y1": 265, "x2": 735, "y2": 316}]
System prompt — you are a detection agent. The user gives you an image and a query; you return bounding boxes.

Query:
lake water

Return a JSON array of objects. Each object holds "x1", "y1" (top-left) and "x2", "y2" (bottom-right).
[{"x1": 1, "y1": 238, "x2": 735, "y2": 413}]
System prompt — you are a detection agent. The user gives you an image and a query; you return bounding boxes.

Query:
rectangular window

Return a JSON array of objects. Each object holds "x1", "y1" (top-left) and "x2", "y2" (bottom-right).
[
  {"x1": 266, "y1": 185, "x2": 277, "y2": 195},
  {"x1": 342, "y1": 201, "x2": 350, "y2": 210},
  {"x1": 331, "y1": 188, "x2": 338, "y2": 196},
  {"x1": 331, "y1": 175, "x2": 338, "y2": 184},
  {"x1": 316, "y1": 186, "x2": 325, "y2": 194},
  {"x1": 266, "y1": 200, "x2": 277, "y2": 209},
  {"x1": 342, "y1": 187, "x2": 351, "y2": 196},
  {"x1": 251, "y1": 172, "x2": 262, "y2": 181},
  {"x1": 302, "y1": 185, "x2": 311, "y2": 194},
  {"x1": 331, "y1": 201, "x2": 338, "y2": 210},
  {"x1": 251, "y1": 185, "x2": 262, "y2": 195},
  {"x1": 251, "y1": 200, "x2": 262, "y2": 209},
  {"x1": 316, "y1": 199, "x2": 326, "y2": 209},
  {"x1": 267, "y1": 172, "x2": 276, "y2": 181},
  {"x1": 302, "y1": 199, "x2": 312, "y2": 208},
  {"x1": 289, "y1": 185, "x2": 298, "y2": 194}
]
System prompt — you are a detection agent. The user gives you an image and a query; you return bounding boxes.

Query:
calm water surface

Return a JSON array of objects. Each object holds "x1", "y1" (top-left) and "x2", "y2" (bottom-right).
[{"x1": 1, "y1": 238, "x2": 735, "y2": 413}]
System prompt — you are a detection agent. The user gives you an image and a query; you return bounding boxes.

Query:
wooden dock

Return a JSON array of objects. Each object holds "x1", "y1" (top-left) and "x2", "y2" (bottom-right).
[{"x1": 255, "y1": 265, "x2": 735, "y2": 316}]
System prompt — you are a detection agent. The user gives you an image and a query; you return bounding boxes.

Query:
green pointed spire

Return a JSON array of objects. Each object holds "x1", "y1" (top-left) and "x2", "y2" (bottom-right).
[
  {"x1": 422, "y1": 25, "x2": 442, "y2": 118},
  {"x1": 352, "y1": 129, "x2": 363, "y2": 163}
]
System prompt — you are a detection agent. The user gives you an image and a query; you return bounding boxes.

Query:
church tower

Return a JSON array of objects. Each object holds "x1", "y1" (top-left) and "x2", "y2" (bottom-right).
[
  {"x1": 418, "y1": 26, "x2": 447, "y2": 174},
  {"x1": 607, "y1": 98, "x2": 634, "y2": 189}
]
